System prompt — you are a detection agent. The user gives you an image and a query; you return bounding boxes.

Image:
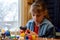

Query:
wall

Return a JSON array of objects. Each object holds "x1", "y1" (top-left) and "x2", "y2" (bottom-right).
[{"x1": 21, "y1": 0, "x2": 33, "y2": 26}]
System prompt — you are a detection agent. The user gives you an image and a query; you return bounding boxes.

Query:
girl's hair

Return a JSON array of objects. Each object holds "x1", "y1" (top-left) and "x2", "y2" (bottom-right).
[{"x1": 29, "y1": 1, "x2": 50, "y2": 20}]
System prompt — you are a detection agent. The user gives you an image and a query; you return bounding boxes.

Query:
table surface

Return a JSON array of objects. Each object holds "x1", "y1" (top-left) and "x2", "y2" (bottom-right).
[
  {"x1": 0, "y1": 37, "x2": 60, "y2": 40},
  {"x1": 37, "y1": 37, "x2": 60, "y2": 40}
]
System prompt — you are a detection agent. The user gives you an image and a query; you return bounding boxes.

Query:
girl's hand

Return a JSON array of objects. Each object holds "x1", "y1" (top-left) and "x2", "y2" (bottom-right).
[
  {"x1": 30, "y1": 31, "x2": 38, "y2": 37},
  {"x1": 25, "y1": 29, "x2": 38, "y2": 37}
]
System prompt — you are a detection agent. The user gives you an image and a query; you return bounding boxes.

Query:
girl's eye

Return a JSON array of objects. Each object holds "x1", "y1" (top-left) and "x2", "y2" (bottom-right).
[
  {"x1": 32, "y1": 14, "x2": 40, "y2": 17},
  {"x1": 32, "y1": 14, "x2": 35, "y2": 16},
  {"x1": 37, "y1": 15, "x2": 40, "y2": 17},
  {"x1": 36, "y1": 14, "x2": 41, "y2": 17},
  {"x1": 33, "y1": 14, "x2": 35, "y2": 16}
]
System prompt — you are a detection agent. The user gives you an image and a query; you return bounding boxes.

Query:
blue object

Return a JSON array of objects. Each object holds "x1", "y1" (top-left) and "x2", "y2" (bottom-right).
[
  {"x1": 16, "y1": 36, "x2": 19, "y2": 39},
  {"x1": 25, "y1": 35, "x2": 29, "y2": 40},
  {"x1": 5, "y1": 30, "x2": 10, "y2": 36}
]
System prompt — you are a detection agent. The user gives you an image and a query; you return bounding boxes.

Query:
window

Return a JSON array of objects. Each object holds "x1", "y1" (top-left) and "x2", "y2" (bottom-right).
[{"x1": 0, "y1": 0, "x2": 20, "y2": 31}]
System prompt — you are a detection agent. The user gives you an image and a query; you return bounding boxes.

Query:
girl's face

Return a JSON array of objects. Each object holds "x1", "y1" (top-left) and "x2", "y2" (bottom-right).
[{"x1": 31, "y1": 10, "x2": 45, "y2": 24}]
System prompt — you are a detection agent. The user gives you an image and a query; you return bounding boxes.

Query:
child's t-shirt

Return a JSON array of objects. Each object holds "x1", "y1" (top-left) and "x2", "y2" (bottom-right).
[{"x1": 34, "y1": 25, "x2": 39, "y2": 34}]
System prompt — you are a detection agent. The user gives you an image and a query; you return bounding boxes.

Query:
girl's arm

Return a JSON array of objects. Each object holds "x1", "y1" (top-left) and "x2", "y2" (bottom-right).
[{"x1": 46, "y1": 27, "x2": 56, "y2": 38}]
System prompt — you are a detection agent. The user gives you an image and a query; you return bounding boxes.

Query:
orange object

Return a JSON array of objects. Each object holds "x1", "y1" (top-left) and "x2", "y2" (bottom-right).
[
  {"x1": 20, "y1": 33, "x2": 25, "y2": 37},
  {"x1": 32, "y1": 34, "x2": 36, "y2": 40}
]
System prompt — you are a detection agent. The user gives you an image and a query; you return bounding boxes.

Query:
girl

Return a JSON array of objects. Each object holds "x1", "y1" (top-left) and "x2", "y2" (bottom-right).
[{"x1": 26, "y1": 1, "x2": 55, "y2": 38}]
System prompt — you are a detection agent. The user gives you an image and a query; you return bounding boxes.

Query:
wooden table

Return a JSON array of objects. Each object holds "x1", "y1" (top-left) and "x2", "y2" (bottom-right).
[
  {"x1": 36, "y1": 37, "x2": 60, "y2": 40},
  {"x1": 0, "y1": 36, "x2": 60, "y2": 40},
  {"x1": 0, "y1": 37, "x2": 60, "y2": 40}
]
